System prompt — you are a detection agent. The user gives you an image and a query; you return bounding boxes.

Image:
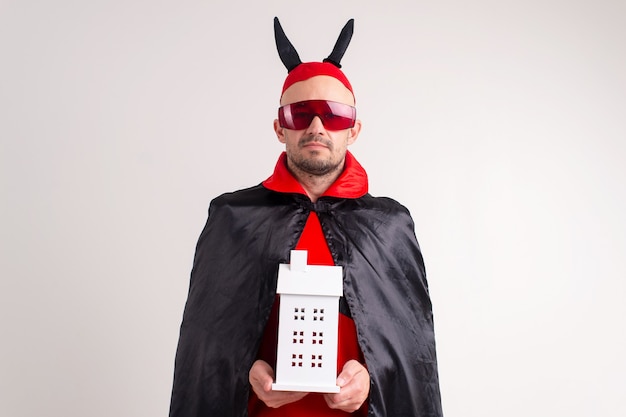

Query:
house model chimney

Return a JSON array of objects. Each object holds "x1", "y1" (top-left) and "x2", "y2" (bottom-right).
[{"x1": 272, "y1": 250, "x2": 343, "y2": 393}]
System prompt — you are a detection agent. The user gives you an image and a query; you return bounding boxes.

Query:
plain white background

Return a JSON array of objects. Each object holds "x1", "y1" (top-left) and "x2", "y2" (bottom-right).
[{"x1": 1, "y1": 1, "x2": 625, "y2": 416}]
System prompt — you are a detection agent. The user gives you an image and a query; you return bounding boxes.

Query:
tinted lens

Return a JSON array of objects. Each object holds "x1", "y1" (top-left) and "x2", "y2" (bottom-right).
[{"x1": 278, "y1": 100, "x2": 356, "y2": 130}]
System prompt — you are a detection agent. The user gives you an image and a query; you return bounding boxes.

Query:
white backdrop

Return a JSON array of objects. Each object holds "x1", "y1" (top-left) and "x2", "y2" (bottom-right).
[{"x1": 1, "y1": 1, "x2": 625, "y2": 416}]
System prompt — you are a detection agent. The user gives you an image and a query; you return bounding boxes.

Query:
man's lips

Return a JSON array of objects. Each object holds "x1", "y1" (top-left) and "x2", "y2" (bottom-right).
[
  {"x1": 299, "y1": 136, "x2": 332, "y2": 150},
  {"x1": 303, "y1": 142, "x2": 328, "y2": 149}
]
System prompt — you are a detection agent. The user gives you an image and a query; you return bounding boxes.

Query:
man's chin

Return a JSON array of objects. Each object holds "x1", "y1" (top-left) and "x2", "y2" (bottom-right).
[{"x1": 295, "y1": 159, "x2": 339, "y2": 176}]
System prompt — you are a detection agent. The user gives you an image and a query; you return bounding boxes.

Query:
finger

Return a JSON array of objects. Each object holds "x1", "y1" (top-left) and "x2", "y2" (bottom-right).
[
  {"x1": 264, "y1": 390, "x2": 309, "y2": 408},
  {"x1": 336, "y1": 359, "x2": 364, "y2": 386},
  {"x1": 324, "y1": 392, "x2": 359, "y2": 412},
  {"x1": 249, "y1": 360, "x2": 274, "y2": 393}
]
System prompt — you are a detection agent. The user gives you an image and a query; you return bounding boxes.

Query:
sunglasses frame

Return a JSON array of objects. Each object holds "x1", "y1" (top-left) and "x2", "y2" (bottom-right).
[{"x1": 278, "y1": 100, "x2": 356, "y2": 131}]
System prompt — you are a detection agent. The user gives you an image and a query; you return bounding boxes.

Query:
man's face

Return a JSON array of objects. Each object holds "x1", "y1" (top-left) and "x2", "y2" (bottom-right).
[{"x1": 274, "y1": 76, "x2": 361, "y2": 177}]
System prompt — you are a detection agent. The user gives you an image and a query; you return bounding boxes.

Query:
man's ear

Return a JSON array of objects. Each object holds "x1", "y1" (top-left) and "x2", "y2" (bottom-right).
[
  {"x1": 274, "y1": 119, "x2": 287, "y2": 143},
  {"x1": 347, "y1": 119, "x2": 362, "y2": 145}
]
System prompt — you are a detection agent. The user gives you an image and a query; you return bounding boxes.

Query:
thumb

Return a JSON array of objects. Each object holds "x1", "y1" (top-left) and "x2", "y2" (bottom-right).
[
  {"x1": 251, "y1": 360, "x2": 275, "y2": 392},
  {"x1": 336, "y1": 360, "x2": 360, "y2": 387}
]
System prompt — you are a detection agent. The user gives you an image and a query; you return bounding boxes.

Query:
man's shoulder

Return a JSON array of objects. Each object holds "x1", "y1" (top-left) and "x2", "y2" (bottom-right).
[
  {"x1": 208, "y1": 184, "x2": 265, "y2": 211},
  {"x1": 355, "y1": 194, "x2": 412, "y2": 217},
  {"x1": 211, "y1": 184, "x2": 265, "y2": 203},
  {"x1": 209, "y1": 184, "x2": 291, "y2": 210}
]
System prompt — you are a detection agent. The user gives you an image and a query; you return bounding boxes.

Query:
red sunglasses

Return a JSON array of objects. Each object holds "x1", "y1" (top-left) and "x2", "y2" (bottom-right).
[{"x1": 278, "y1": 100, "x2": 356, "y2": 131}]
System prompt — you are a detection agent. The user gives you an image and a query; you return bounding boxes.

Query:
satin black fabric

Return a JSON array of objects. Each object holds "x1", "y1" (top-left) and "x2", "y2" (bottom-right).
[{"x1": 169, "y1": 187, "x2": 443, "y2": 417}]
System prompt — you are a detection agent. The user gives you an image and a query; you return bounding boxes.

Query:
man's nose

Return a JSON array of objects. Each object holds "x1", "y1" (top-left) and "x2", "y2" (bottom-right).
[{"x1": 305, "y1": 115, "x2": 326, "y2": 135}]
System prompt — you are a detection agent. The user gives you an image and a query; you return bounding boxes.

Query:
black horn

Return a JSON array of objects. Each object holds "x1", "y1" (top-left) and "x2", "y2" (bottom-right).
[
  {"x1": 274, "y1": 17, "x2": 302, "y2": 72},
  {"x1": 323, "y1": 19, "x2": 354, "y2": 68}
]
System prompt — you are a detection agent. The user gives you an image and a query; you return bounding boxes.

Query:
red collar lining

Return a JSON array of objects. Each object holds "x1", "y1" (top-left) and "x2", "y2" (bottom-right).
[{"x1": 262, "y1": 151, "x2": 368, "y2": 199}]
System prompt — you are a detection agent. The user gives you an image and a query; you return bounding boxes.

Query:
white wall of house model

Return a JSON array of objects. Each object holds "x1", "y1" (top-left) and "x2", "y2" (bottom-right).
[{"x1": 272, "y1": 250, "x2": 343, "y2": 393}]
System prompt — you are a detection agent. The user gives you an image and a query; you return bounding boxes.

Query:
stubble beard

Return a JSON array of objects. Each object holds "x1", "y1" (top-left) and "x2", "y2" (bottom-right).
[{"x1": 289, "y1": 134, "x2": 342, "y2": 176}]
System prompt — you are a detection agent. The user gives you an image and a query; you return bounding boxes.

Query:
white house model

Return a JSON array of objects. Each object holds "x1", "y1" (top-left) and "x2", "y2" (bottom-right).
[{"x1": 271, "y1": 250, "x2": 343, "y2": 393}]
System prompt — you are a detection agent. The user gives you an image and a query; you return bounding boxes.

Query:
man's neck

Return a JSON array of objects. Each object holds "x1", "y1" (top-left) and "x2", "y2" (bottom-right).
[{"x1": 287, "y1": 161, "x2": 345, "y2": 203}]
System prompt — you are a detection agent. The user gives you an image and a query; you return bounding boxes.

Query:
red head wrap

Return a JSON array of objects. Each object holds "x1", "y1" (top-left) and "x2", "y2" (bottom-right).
[{"x1": 281, "y1": 61, "x2": 354, "y2": 100}]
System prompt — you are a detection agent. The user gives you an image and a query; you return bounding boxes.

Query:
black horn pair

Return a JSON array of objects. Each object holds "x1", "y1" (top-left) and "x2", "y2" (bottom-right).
[{"x1": 274, "y1": 17, "x2": 354, "y2": 72}]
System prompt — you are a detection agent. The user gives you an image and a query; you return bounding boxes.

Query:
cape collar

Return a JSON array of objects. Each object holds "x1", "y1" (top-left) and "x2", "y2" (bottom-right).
[{"x1": 262, "y1": 151, "x2": 368, "y2": 199}]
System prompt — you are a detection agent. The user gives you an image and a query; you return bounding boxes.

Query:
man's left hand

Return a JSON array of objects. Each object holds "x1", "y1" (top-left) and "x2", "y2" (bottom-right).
[{"x1": 323, "y1": 359, "x2": 370, "y2": 412}]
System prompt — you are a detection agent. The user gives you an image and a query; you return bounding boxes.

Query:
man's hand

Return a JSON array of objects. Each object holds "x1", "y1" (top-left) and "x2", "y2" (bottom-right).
[
  {"x1": 324, "y1": 360, "x2": 370, "y2": 412},
  {"x1": 249, "y1": 360, "x2": 308, "y2": 408}
]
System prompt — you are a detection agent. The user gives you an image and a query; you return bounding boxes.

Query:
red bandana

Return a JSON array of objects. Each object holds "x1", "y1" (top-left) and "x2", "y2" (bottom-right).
[{"x1": 281, "y1": 62, "x2": 354, "y2": 101}]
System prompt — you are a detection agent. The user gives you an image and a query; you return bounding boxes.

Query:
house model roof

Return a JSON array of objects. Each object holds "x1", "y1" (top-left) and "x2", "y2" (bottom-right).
[{"x1": 276, "y1": 250, "x2": 343, "y2": 297}]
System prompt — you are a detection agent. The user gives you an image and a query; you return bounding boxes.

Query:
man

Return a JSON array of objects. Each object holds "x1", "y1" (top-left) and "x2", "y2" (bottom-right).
[{"x1": 169, "y1": 18, "x2": 443, "y2": 417}]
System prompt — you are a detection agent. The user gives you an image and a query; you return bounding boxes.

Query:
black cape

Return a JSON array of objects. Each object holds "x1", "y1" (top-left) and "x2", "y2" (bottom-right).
[{"x1": 169, "y1": 185, "x2": 443, "y2": 417}]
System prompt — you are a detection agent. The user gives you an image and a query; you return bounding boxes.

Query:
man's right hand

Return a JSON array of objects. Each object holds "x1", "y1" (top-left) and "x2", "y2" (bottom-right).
[{"x1": 249, "y1": 360, "x2": 309, "y2": 408}]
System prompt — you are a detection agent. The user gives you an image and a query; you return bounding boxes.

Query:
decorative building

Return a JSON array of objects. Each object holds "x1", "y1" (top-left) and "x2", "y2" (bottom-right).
[{"x1": 272, "y1": 250, "x2": 343, "y2": 393}]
